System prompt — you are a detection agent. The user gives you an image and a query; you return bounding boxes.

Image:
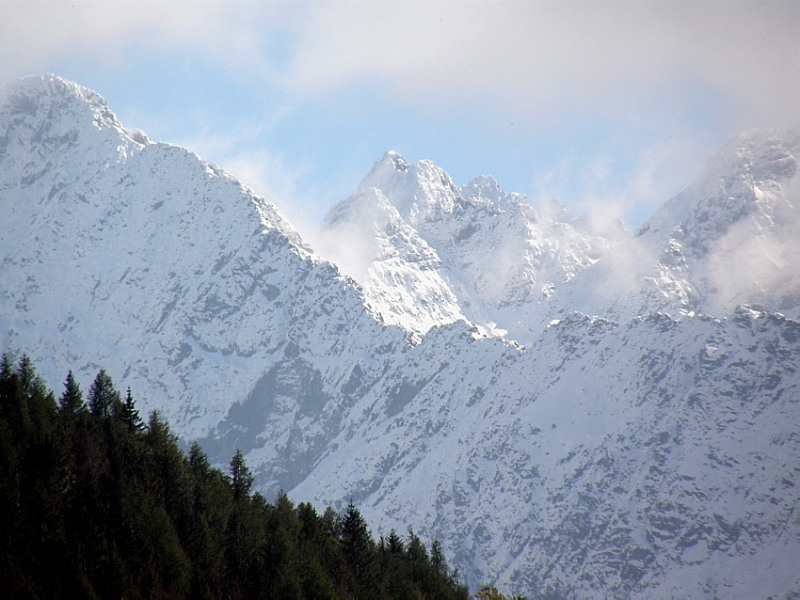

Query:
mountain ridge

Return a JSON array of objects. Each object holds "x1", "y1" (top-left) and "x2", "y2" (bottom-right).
[
  {"x1": 320, "y1": 127, "x2": 800, "y2": 342},
  {"x1": 0, "y1": 74, "x2": 407, "y2": 441}
]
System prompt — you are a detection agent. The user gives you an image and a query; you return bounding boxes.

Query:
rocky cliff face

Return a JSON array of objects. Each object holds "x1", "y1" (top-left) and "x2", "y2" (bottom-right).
[{"x1": 2, "y1": 75, "x2": 798, "y2": 598}]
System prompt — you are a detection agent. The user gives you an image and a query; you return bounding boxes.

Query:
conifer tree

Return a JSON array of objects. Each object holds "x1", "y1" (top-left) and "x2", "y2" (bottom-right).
[
  {"x1": 188, "y1": 442, "x2": 210, "y2": 477},
  {"x1": 0, "y1": 353, "x2": 15, "y2": 410},
  {"x1": 341, "y1": 502, "x2": 376, "y2": 597},
  {"x1": 229, "y1": 449, "x2": 254, "y2": 501},
  {"x1": 6, "y1": 355, "x2": 33, "y2": 434},
  {"x1": 58, "y1": 371, "x2": 84, "y2": 416},
  {"x1": 146, "y1": 410, "x2": 172, "y2": 443},
  {"x1": 88, "y1": 369, "x2": 119, "y2": 419},
  {"x1": 146, "y1": 411, "x2": 191, "y2": 524},
  {"x1": 16, "y1": 354, "x2": 37, "y2": 398},
  {"x1": 225, "y1": 450, "x2": 262, "y2": 597},
  {"x1": 0, "y1": 355, "x2": 14, "y2": 425},
  {"x1": 407, "y1": 528, "x2": 429, "y2": 586},
  {"x1": 118, "y1": 387, "x2": 143, "y2": 432},
  {"x1": 386, "y1": 529, "x2": 405, "y2": 555},
  {"x1": 16, "y1": 355, "x2": 55, "y2": 440},
  {"x1": 431, "y1": 539, "x2": 447, "y2": 575},
  {"x1": 0, "y1": 353, "x2": 12, "y2": 378}
]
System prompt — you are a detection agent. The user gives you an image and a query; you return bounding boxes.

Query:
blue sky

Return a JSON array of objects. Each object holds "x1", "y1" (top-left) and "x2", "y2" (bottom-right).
[{"x1": 2, "y1": 1, "x2": 799, "y2": 235}]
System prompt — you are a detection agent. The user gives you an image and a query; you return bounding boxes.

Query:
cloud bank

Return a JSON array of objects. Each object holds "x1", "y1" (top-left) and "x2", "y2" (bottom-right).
[
  {"x1": 4, "y1": 2, "x2": 798, "y2": 127},
  {"x1": 283, "y1": 1, "x2": 800, "y2": 128},
  {"x1": 2, "y1": 1, "x2": 799, "y2": 231}
]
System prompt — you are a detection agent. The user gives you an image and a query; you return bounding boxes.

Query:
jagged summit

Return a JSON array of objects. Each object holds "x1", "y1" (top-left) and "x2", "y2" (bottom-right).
[
  {"x1": 377, "y1": 149, "x2": 409, "y2": 171},
  {"x1": 5, "y1": 74, "x2": 113, "y2": 115},
  {"x1": 322, "y1": 150, "x2": 625, "y2": 342},
  {"x1": 317, "y1": 185, "x2": 468, "y2": 337},
  {"x1": 623, "y1": 127, "x2": 800, "y2": 319},
  {"x1": 461, "y1": 174, "x2": 526, "y2": 211},
  {"x1": 358, "y1": 150, "x2": 460, "y2": 220},
  {"x1": 358, "y1": 151, "x2": 527, "y2": 219},
  {"x1": 340, "y1": 127, "x2": 800, "y2": 337}
]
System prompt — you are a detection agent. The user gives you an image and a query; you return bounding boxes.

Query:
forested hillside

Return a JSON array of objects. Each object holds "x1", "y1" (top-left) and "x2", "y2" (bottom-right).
[{"x1": 0, "y1": 354, "x2": 468, "y2": 600}]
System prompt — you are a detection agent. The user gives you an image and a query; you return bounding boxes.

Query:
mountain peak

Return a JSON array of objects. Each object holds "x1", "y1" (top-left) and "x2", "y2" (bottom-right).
[
  {"x1": 358, "y1": 151, "x2": 458, "y2": 220},
  {"x1": 8, "y1": 73, "x2": 87, "y2": 98},
  {"x1": 3, "y1": 74, "x2": 122, "y2": 131},
  {"x1": 3, "y1": 74, "x2": 157, "y2": 157},
  {"x1": 360, "y1": 150, "x2": 410, "y2": 187},
  {"x1": 463, "y1": 174, "x2": 500, "y2": 195},
  {"x1": 461, "y1": 174, "x2": 528, "y2": 212},
  {"x1": 380, "y1": 149, "x2": 410, "y2": 172}
]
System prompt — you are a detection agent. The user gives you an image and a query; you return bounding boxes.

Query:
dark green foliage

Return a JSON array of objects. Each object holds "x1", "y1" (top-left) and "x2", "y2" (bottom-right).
[
  {"x1": 119, "y1": 387, "x2": 144, "y2": 433},
  {"x1": 87, "y1": 369, "x2": 119, "y2": 419},
  {"x1": 58, "y1": 371, "x2": 85, "y2": 416},
  {"x1": 0, "y1": 355, "x2": 469, "y2": 600},
  {"x1": 338, "y1": 502, "x2": 374, "y2": 598},
  {"x1": 229, "y1": 448, "x2": 254, "y2": 501}
]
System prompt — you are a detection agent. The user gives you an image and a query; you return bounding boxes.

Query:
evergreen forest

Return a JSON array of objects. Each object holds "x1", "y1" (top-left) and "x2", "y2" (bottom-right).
[{"x1": 0, "y1": 353, "x2": 469, "y2": 599}]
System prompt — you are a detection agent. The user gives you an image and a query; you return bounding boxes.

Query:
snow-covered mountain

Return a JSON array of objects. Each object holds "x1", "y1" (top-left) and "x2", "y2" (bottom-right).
[
  {"x1": 1, "y1": 75, "x2": 799, "y2": 598},
  {"x1": 318, "y1": 151, "x2": 623, "y2": 343}
]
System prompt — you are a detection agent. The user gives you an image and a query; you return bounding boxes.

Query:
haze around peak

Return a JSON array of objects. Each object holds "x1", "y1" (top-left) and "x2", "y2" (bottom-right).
[{"x1": 2, "y1": 1, "x2": 799, "y2": 233}]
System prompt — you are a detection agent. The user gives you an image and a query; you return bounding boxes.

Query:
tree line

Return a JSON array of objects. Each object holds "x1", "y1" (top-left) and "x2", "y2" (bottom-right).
[{"x1": 0, "y1": 353, "x2": 469, "y2": 599}]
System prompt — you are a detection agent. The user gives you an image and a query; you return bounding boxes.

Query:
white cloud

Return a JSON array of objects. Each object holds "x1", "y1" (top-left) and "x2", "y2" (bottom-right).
[
  {"x1": 4, "y1": 1, "x2": 797, "y2": 129},
  {"x1": 0, "y1": 2, "x2": 284, "y2": 85},
  {"x1": 284, "y1": 1, "x2": 800, "y2": 128},
  {"x1": 705, "y1": 167, "x2": 800, "y2": 315},
  {"x1": 531, "y1": 132, "x2": 713, "y2": 228},
  {"x1": 222, "y1": 148, "x2": 320, "y2": 235},
  {"x1": 172, "y1": 124, "x2": 323, "y2": 236}
]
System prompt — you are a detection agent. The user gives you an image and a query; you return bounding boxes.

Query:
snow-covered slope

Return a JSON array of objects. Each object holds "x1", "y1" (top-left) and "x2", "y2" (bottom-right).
[
  {"x1": 0, "y1": 75, "x2": 406, "y2": 454},
  {"x1": 2, "y1": 76, "x2": 799, "y2": 598},
  {"x1": 315, "y1": 185, "x2": 466, "y2": 339},
  {"x1": 291, "y1": 308, "x2": 800, "y2": 597}
]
